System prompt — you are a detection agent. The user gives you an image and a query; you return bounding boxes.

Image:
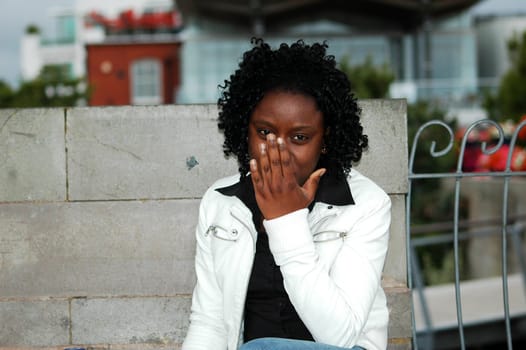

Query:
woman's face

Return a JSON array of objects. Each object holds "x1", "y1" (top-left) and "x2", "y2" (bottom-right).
[{"x1": 248, "y1": 90, "x2": 325, "y2": 186}]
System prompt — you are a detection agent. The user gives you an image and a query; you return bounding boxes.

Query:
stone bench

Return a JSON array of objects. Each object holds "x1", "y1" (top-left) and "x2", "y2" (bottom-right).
[{"x1": 0, "y1": 101, "x2": 410, "y2": 349}]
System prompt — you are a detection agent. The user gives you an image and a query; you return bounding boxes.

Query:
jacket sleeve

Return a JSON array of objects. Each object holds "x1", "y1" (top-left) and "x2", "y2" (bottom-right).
[
  {"x1": 263, "y1": 187, "x2": 391, "y2": 348},
  {"x1": 182, "y1": 194, "x2": 228, "y2": 350}
]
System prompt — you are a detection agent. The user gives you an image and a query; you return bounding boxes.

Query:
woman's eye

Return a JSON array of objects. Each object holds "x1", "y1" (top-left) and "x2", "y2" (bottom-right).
[
  {"x1": 257, "y1": 129, "x2": 271, "y2": 137},
  {"x1": 293, "y1": 134, "x2": 309, "y2": 142}
]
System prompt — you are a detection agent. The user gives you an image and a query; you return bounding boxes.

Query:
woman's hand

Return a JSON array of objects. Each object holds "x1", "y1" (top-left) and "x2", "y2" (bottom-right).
[{"x1": 250, "y1": 134, "x2": 326, "y2": 220}]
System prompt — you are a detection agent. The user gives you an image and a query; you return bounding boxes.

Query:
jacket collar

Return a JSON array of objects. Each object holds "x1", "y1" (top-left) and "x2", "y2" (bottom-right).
[{"x1": 216, "y1": 168, "x2": 355, "y2": 207}]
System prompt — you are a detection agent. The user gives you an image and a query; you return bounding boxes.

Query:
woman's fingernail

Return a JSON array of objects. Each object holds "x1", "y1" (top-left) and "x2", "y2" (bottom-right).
[
  {"x1": 250, "y1": 159, "x2": 257, "y2": 169},
  {"x1": 259, "y1": 143, "x2": 266, "y2": 154},
  {"x1": 267, "y1": 133, "x2": 276, "y2": 142},
  {"x1": 277, "y1": 137, "x2": 284, "y2": 148}
]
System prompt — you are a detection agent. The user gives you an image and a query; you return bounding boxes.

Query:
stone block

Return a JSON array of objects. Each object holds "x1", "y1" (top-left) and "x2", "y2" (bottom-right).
[
  {"x1": 385, "y1": 285, "x2": 412, "y2": 338},
  {"x1": 358, "y1": 99, "x2": 408, "y2": 194},
  {"x1": 387, "y1": 338, "x2": 412, "y2": 350},
  {"x1": 0, "y1": 108, "x2": 66, "y2": 202},
  {"x1": 71, "y1": 297, "x2": 190, "y2": 345},
  {"x1": 0, "y1": 200, "x2": 199, "y2": 298},
  {"x1": 66, "y1": 102, "x2": 407, "y2": 201},
  {"x1": 0, "y1": 300, "x2": 69, "y2": 346},
  {"x1": 383, "y1": 195, "x2": 407, "y2": 284},
  {"x1": 66, "y1": 105, "x2": 238, "y2": 201}
]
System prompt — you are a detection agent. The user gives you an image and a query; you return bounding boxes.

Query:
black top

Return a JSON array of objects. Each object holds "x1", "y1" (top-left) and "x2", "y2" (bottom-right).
[{"x1": 216, "y1": 168, "x2": 354, "y2": 342}]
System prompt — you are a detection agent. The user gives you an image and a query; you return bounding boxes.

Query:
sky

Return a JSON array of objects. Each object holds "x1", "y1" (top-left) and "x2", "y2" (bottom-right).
[
  {"x1": 1, "y1": 0, "x2": 71, "y2": 87},
  {"x1": 1, "y1": 0, "x2": 526, "y2": 88}
]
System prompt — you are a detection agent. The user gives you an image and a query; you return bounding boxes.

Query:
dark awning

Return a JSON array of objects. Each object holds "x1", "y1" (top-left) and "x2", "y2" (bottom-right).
[{"x1": 177, "y1": 0, "x2": 481, "y2": 33}]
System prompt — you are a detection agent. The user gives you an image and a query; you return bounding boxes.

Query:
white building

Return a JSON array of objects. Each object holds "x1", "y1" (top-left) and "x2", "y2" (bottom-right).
[
  {"x1": 19, "y1": 0, "x2": 174, "y2": 81},
  {"x1": 475, "y1": 14, "x2": 526, "y2": 89}
]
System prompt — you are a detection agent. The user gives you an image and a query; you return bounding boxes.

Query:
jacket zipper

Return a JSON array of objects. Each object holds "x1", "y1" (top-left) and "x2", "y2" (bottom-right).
[{"x1": 312, "y1": 229, "x2": 348, "y2": 243}]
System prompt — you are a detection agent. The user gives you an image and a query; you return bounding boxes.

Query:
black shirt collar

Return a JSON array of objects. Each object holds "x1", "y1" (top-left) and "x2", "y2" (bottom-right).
[{"x1": 216, "y1": 168, "x2": 355, "y2": 207}]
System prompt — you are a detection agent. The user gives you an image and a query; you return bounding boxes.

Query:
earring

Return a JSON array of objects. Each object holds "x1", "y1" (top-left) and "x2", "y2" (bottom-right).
[{"x1": 321, "y1": 145, "x2": 328, "y2": 154}]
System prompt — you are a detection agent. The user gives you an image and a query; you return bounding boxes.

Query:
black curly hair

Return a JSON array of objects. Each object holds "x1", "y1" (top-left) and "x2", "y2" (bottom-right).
[{"x1": 218, "y1": 38, "x2": 368, "y2": 178}]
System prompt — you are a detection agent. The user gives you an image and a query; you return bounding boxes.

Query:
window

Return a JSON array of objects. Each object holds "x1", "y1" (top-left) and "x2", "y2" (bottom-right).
[
  {"x1": 131, "y1": 59, "x2": 162, "y2": 105},
  {"x1": 57, "y1": 14, "x2": 76, "y2": 43}
]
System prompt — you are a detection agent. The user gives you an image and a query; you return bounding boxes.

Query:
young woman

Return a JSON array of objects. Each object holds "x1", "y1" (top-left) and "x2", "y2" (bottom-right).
[{"x1": 182, "y1": 38, "x2": 391, "y2": 350}]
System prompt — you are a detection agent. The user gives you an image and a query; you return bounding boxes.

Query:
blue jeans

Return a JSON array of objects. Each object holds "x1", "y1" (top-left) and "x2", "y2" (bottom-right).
[{"x1": 239, "y1": 337, "x2": 366, "y2": 350}]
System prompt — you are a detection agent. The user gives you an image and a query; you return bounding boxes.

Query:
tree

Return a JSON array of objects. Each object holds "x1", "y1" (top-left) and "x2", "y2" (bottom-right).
[
  {"x1": 0, "y1": 65, "x2": 89, "y2": 108},
  {"x1": 25, "y1": 24, "x2": 40, "y2": 34},
  {"x1": 0, "y1": 80, "x2": 14, "y2": 107},
  {"x1": 339, "y1": 56, "x2": 395, "y2": 99},
  {"x1": 485, "y1": 30, "x2": 526, "y2": 122}
]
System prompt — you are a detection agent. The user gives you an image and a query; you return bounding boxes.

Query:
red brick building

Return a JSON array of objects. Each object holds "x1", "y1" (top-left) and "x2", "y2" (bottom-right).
[{"x1": 86, "y1": 39, "x2": 182, "y2": 106}]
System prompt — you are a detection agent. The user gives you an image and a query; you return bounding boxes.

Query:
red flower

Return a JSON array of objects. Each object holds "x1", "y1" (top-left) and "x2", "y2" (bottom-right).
[{"x1": 481, "y1": 145, "x2": 526, "y2": 171}]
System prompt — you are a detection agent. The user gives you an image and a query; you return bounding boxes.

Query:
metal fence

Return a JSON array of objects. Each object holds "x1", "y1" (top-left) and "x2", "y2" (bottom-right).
[{"x1": 407, "y1": 119, "x2": 526, "y2": 350}]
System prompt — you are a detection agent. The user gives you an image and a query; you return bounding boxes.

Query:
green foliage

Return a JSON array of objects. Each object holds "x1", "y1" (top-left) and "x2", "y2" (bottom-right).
[
  {"x1": 417, "y1": 243, "x2": 468, "y2": 285},
  {"x1": 485, "y1": 31, "x2": 526, "y2": 122},
  {"x1": 25, "y1": 24, "x2": 40, "y2": 34},
  {"x1": 0, "y1": 80, "x2": 14, "y2": 107},
  {"x1": 339, "y1": 56, "x2": 395, "y2": 99},
  {"x1": 41, "y1": 65, "x2": 71, "y2": 82},
  {"x1": 481, "y1": 88, "x2": 498, "y2": 120},
  {"x1": 0, "y1": 65, "x2": 89, "y2": 108}
]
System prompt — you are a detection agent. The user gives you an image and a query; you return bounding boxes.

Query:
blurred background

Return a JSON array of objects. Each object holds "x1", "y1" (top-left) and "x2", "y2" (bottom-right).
[
  {"x1": 1, "y1": 1, "x2": 526, "y2": 349},
  {"x1": 0, "y1": 0, "x2": 525, "y2": 126}
]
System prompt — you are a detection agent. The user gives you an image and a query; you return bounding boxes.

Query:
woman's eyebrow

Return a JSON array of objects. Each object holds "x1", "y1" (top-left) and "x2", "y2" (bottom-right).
[
  {"x1": 291, "y1": 124, "x2": 316, "y2": 130},
  {"x1": 252, "y1": 120, "x2": 317, "y2": 131},
  {"x1": 251, "y1": 119, "x2": 275, "y2": 127}
]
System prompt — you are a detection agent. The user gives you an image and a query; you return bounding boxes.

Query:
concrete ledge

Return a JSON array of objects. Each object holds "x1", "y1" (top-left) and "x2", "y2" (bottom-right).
[
  {"x1": 0, "y1": 102, "x2": 410, "y2": 348},
  {"x1": 413, "y1": 273, "x2": 526, "y2": 331}
]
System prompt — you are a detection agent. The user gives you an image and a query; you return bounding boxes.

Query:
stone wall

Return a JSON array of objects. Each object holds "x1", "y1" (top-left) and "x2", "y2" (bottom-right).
[{"x1": 0, "y1": 101, "x2": 410, "y2": 349}]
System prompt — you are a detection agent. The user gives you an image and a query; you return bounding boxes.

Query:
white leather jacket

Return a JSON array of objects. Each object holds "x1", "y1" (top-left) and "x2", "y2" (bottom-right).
[{"x1": 182, "y1": 168, "x2": 391, "y2": 350}]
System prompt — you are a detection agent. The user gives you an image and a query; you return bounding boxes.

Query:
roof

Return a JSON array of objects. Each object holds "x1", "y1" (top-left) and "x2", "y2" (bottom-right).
[{"x1": 177, "y1": 0, "x2": 482, "y2": 33}]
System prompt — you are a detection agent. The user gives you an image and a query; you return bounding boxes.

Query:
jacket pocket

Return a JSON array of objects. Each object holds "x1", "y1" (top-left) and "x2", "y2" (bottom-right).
[
  {"x1": 312, "y1": 230, "x2": 347, "y2": 271},
  {"x1": 206, "y1": 224, "x2": 240, "y2": 241},
  {"x1": 312, "y1": 230, "x2": 347, "y2": 243}
]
